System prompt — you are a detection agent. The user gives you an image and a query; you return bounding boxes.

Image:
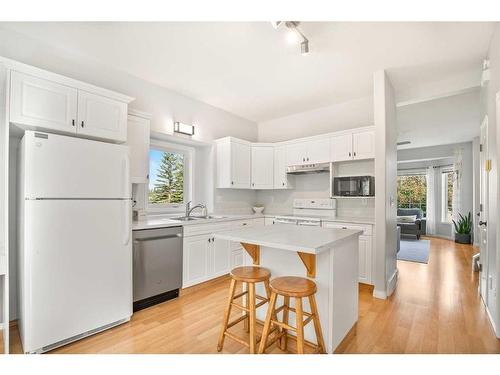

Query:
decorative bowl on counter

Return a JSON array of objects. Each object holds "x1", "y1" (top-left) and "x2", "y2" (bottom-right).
[{"x1": 252, "y1": 206, "x2": 265, "y2": 214}]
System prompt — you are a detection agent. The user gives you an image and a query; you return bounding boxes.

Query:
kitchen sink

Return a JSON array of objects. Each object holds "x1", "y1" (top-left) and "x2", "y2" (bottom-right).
[{"x1": 171, "y1": 215, "x2": 227, "y2": 221}]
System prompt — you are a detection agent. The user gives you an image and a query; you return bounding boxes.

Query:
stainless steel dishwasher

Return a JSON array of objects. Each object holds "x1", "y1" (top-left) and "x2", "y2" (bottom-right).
[{"x1": 132, "y1": 226, "x2": 183, "y2": 311}]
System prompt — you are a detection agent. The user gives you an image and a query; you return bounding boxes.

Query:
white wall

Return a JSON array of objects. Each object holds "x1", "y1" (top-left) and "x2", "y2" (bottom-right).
[
  {"x1": 482, "y1": 23, "x2": 500, "y2": 337},
  {"x1": 257, "y1": 96, "x2": 373, "y2": 142},
  {"x1": 0, "y1": 62, "x2": 7, "y2": 329},
  {"x1": 472, "y1": 136, "x2": 480, "y2": 247},
  {"x1": 0, "y1": 29, "x2": 261, "y2": 320},
  {"x1": 397, "y1": 142, "x2": 475, "y2": 240},
  {"x1": 374, "y1": 70, "x2": 398, "y2": 299},
  {"x1": 0, "y1": 27, "x2": 259, "y2": 217}
]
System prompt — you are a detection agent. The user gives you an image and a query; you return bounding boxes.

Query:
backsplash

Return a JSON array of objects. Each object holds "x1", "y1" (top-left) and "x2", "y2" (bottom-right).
[{"x1": 256, "y1": 173, "x2": 375, "y2": 218}]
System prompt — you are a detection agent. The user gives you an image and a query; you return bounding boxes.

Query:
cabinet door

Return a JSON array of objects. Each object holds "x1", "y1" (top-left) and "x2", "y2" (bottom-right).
[
  {"x1": 251, "y1": 146, "x2": 274, "y2": 189},
  {"x1": 77, "y1": 90, "x2": 127, "y2": 142},
  {"x1": 127, "y1": 115, "x2": 150, "y2": 184},
  {"x1": 231, "y1": 249, "x2": 244, "y2": 268},
  {"x1": 330, "y1": 134, "x2": 353, "y2": 162},
  {"x1": 10, "y1": 71, "x2": 78, "y2": 134},
  {"x1": 358, "y1": 235, "x2": 372, "y2": 285},
  {"x1": 183, "y1": 235, "x2": 210, "y2": 288},
  {"x1": 230, "y1": 141, "x2": 251, "y2": 188},
  {"x1": 213, "y1": 237, "x2": 231, "y2": 277},
  {"x1": 274, "y1": 146, "x2": 293, "y2": 189},
  {"x1": 353, "y1": 130, "x2": 375, "y2": 160},
  {"x1": 306, "y1": 138, "x2": 331, "y2": 163},
  {"x1": 286, "y1": 142, "x2": 308, "y2": 166}
]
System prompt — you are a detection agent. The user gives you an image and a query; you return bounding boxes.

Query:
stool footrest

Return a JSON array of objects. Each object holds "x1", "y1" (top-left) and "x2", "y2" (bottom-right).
[
  {"x1": 231, "y1": 302, "x2": 249, "y2": 312},
  {"x1": 271, "y1": 320, "x2": 295, "y2": 332},
  {"x1": 224, "y1": 331, "x2": 250, "y2": 347},
  {"x1": 227, "y1": 314, "x2": 248, "y2": 329},
  {"x1": 232, "y1": 290, "x2": 248, "y2": 300}
]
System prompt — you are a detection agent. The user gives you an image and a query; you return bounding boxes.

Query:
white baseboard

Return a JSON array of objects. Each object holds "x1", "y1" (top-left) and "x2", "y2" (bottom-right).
[
  {"x1": 373, "y1": 289, "x2": 387, "y2": 299},
  {"x1": 485, "y1": 303, "x2": 499, "y2": 338},
  {"x1": 387, "y1": 269, "x2": 398, "y2": 297}
]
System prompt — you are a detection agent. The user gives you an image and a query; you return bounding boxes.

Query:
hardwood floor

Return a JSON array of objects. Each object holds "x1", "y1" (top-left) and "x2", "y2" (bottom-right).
[{"x1": 7, "y1": 237, "x2": 500, "y2": 354}]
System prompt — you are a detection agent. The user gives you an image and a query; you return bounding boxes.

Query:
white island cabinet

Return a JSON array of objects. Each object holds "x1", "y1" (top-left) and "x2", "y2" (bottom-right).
[{"x1": 214, "y1": 225, "x2": 361, "y2": 353}]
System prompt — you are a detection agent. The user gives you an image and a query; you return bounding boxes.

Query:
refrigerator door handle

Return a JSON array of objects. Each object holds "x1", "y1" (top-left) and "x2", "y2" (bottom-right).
[{"x1": 123, "y1": 200, "x2": 131, "y2": 246}]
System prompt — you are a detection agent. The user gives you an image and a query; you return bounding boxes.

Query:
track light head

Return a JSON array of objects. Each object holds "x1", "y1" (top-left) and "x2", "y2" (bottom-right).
[{"x1": 301, "y1": 40, "x2": 309, "y2": 55}]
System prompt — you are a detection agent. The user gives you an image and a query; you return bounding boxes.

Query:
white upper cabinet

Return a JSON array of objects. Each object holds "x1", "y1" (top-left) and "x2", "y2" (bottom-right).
[
  {"x1": 127, "y1": 111, "x2": 151, "y2": 184},
  {"x1": 331, "y1": 129, "x2": 375, "y2": 162},
  {"x1": 216, "y1": 137, "x2": 251, "y2": 189},
  {"x1": 274, "y1": 145, "x2": 293, "y2": 189},
  {"x1": 331, "y1": 133, "x2": 353, "y2": 162},
  {"x1": 7, "y1": 64, "x2": 133, "y2": 143},
  {"x1": 307, "y1": 138, "x2": 331, "y2": 163},
  {"x1": 10, "y1": 71, "x2": 78, "y2": 133},
  {"x1": 286, "y1": 139, "x2": 330, "y2": 166},
  {"x1": 285, "y1": 141, "x2": 308, "y2": 166},
  {"x1": 77, "y1": 91, "x2": 127, "y2": 142},
  {"x1": 352, "y1": 130, "x2": 375, "y2": 160},
  {"x1": 251, "y1": 145, "x2": 274, "y2": 189}
]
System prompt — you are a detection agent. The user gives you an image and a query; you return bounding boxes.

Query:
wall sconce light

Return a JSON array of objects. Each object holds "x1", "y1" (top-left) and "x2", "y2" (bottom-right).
[{"x1": 174, "y1": 121, "x2": 195, "y2": 136}]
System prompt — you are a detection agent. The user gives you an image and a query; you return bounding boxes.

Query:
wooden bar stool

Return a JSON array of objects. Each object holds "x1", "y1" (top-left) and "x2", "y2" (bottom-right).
[
  {"x1": 217, "y1": 266, "x2": 274, "y2": 354},
  {"x1": 258, "y1": 276, "x2": 326, "y2": 354}
]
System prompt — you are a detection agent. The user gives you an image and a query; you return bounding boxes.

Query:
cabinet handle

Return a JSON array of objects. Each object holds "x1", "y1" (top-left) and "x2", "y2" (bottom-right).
[
  {"x1": 307, "y1": 157, "x2": 309, "y2": 161},
  {"x1": 208, "y1": 238, "x2": 211, "y2": 243},
  {"x1": 302, "y1": 157, "x2": 305, "y2": 162},
  {"x1": 81, "y1": 121, "x2": 85, "y2": 128},
  {"x1": 72, "y1": 119, "x2": 75, "y2": 127},
  {"x1": 354, "y1": 152, "x2": 356, "y2": 157},
  {"x1": 348, "y1": 152, "x2": 351, "y2": 157},
  {"x1": 282, "y1": 182, "x2": 285, "y2": 186},
  {"x1": 212, "y1": 237, "x2": 215, "y2": 242},
  {"x1": 252, "y1": 183, "x2": 255, "y2": 187},
  {"x1": 231, "y1": 181, "x2": 234, "y2": 185}
]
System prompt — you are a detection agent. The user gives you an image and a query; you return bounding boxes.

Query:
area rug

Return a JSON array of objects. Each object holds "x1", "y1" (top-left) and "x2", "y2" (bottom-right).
[{"x1": 397, "y1": 238, "x2": 430, "y2": 264}]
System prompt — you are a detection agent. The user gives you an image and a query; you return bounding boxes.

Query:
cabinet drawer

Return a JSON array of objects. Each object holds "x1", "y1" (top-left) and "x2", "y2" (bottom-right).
[
  {"x1": 183, "y1": 222, "x2": 232, "y2": 237},
  {"x1": 322, "y1": 221, "x2": 372, "y2": 236},
  {"x1": 231, "y1": 218, "x2": 258, "y2": 229}
]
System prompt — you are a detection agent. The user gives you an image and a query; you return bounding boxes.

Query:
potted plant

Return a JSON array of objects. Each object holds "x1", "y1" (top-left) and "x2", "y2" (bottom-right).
[{"x1": 452, "y1": 212, "x2": 472, "y2": 244}]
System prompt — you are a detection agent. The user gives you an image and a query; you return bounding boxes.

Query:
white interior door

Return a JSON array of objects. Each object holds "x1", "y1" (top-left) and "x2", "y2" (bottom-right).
[
  {"x1": 479, "y1": 116, "x2": 488, "y2": 303},
  {"x1": 22, "y1": 199, "x2": 132, "y2": 352},
  {"x1": 23, "y1": 131, "x2": 130, "y2": 199}
]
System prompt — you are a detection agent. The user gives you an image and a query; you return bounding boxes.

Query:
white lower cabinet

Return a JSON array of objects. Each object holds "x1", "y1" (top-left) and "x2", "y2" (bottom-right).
[
  {"x1": 182, "y1": 218, "x2": 264, "y2": 288},
  {"x1": 183, "y1": 234, "x2": 211, "y2": 287},
  {"x1": 322, "y1": 221, "x2": 374, "y2": 285}
]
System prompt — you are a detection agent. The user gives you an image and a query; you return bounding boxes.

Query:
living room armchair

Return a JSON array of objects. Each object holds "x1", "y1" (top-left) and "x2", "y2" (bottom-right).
[{"x1": 397, "y1": 208, "x2": 427, "y2": 240}]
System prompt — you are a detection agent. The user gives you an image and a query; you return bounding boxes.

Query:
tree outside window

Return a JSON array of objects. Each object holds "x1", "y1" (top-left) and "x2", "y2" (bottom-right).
[
  {"x1": 397, "y1": 175, "x2": 427, "y2": 216},
  {"x1": 148, "y1": 148, "x2": 184, "y2": 205}
]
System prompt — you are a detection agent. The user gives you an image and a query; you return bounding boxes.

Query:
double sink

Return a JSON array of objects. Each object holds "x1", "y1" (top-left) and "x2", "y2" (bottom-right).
[{"x1": 171, "y1": 215, "x2": 227, "y2": 222}]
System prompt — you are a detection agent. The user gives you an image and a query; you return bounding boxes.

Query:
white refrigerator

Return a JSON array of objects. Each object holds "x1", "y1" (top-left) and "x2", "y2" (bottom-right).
[{"x1": 18, "y1": 131, "x2": 132, "y2": 353}]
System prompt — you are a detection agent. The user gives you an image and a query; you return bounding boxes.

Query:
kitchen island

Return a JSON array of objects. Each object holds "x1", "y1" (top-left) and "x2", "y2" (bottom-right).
[{"x1": 214, "y1": 225, "x2": 362, "y2": 353}]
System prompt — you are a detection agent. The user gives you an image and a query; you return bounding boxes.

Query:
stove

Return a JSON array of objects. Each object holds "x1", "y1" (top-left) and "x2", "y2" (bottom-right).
[{"x1": 274, "y1": 198, "x2": 337, "y2": 226}]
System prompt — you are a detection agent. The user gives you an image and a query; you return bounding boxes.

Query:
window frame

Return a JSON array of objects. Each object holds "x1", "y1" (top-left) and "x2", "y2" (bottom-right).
[
  {"x1": 396, "y1": 171, "x2": 428, "y2": 217},
  {"x1": 440, "y1": 169, "x2": 454, "y2": 223},
  {"x1": 145, "y1": 140, "x2": 195, "y2": 214}
]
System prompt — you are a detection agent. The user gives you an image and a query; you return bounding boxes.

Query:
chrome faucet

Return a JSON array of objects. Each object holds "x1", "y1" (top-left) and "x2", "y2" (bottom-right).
[{"x1": 185, "y1": 201, "x2": 207, "y2": 218}]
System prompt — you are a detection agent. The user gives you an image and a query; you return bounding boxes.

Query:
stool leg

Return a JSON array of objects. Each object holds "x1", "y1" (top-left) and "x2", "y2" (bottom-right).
[
  {"x1": 280, "y1": 296, "x2": 290, "y2": 351},
  {"x1": 308, "y1": 295, "x2": 326, "y2": 354},
  {"x1": 295, "y1": 297, "x2": 305, "y2": 354},
  {"x1": 258, "y1": 291, "x2": 277, "y2": 354},
  {"x1": 217, "y1": 278, "x2": 237, "y2": 352},
  {"x1": 243, "y1": 282, "x2": 249, "y2": 332},
  {"x1": 248, "y1": 282, "x2": 257, "y2": 354}
]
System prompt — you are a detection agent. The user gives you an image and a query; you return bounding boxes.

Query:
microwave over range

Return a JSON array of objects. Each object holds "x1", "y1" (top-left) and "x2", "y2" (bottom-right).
[{"x1": 332, "y1": 175, "x2": 375, "y2": 197}]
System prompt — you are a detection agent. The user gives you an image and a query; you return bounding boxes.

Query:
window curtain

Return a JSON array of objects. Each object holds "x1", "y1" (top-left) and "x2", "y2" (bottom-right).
[
  {"x1": 452, "y1": 148, "x2": 463, "y2": 222},
  {"x1": 426, "y1": 166, "x2": 437, "y2": 235}
]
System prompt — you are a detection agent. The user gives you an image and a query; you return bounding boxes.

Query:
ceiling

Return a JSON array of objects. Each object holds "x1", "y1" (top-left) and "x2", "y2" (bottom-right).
[
  {"x1": 0, "y1": 22, "x2": 494, "y2": 122},
  {"x1": 397, "y1": 89, "x2": 481, "y2": 149}
]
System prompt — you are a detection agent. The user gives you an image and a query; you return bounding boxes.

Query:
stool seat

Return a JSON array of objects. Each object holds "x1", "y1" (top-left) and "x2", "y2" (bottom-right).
[
  {"x1": 230, "y1": 266, "x2": 271, "y2": 282},
  {"x1": 270, "y1": 276, "x2": 317, "y2": 297}
]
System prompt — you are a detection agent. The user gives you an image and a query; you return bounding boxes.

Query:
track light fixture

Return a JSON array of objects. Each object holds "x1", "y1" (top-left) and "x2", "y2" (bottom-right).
[{"x1": 271, "y1": 21, "x2": 310, "y2": 55}]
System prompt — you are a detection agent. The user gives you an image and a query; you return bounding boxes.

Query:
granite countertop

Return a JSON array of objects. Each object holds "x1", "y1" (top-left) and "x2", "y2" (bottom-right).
[{"x1": 213, "y1": 225, "x2": 362, "y2": 254}]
